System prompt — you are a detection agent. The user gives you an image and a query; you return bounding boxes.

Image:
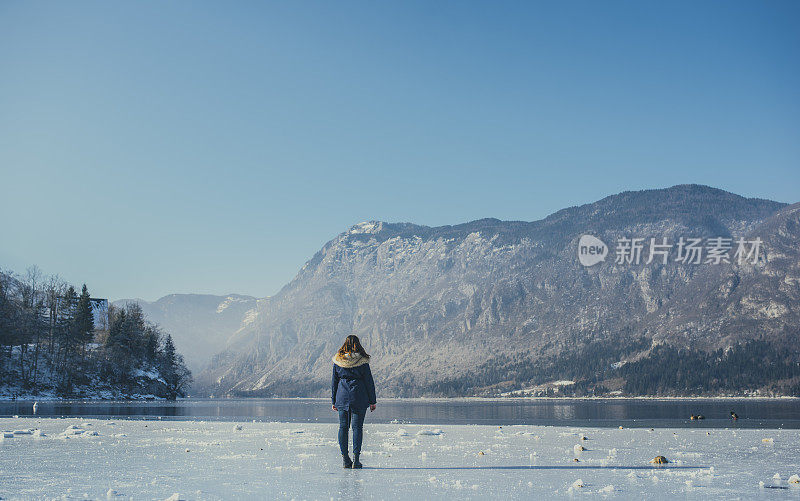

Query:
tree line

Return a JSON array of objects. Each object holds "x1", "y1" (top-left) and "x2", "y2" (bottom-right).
[
  {"x1": 619, "y1": 340, "x2": 800, "y2": 396},
  {"x1": 412, "y1": 336, "x2": 800, "y2": 398},
  {"x1": 0, "y1": 266, "x2": 191, "y2": 399}
]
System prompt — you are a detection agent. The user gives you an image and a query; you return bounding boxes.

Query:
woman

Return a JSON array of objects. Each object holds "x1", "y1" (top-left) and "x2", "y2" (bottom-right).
[{"x1": 331, "y1": 335, "x2": 377, "y2": 469}]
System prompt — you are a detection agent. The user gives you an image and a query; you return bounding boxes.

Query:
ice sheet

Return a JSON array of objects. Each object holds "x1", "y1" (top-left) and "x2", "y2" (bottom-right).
[{"x1": 1, "y1": 418, "x2": 798, "y2": 499}]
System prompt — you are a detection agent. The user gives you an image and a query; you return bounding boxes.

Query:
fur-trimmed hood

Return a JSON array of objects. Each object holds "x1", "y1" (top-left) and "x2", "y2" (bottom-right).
[{"x1": 332, "y1": 351, "x2": 370, "y2": 368}]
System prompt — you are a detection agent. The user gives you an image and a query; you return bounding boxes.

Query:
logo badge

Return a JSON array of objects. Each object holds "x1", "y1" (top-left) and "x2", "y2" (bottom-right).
[{"x1": 578, "y1": 235, "x2": 607, "y2": 266}]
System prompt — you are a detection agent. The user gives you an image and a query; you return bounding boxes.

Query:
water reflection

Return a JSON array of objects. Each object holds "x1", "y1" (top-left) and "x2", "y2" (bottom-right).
[
  {"x1": 551, "y1": 404, "x2": 575, "y2": 420},
  {"x1": 2, "y1": 398, "x2": 799, "y2": 429}
]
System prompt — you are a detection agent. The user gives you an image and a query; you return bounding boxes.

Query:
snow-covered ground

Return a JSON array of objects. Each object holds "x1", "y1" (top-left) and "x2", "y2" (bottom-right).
[{"x1": 1, "y1": 417, "x2": 799, "y2": 500}]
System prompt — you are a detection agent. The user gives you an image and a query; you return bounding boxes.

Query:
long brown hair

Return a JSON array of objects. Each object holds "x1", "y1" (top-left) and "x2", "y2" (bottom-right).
[{"x1": 337, "y1": 335, "x2": 370, "y2": 358}]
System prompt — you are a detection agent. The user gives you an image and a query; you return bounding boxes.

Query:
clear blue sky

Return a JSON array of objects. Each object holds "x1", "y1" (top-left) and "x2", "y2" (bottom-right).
[{"x1": 1, "y1": 1, "x2": 798, "y2": 301}]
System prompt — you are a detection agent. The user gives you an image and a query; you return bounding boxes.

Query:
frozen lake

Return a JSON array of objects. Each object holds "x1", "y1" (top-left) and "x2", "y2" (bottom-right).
[
  {"x1": 3, "y1": 398, "x2": 800, "y2": 428},
  {"x1": 2, "y1": 417, "x2": 800, "y2": 499}
]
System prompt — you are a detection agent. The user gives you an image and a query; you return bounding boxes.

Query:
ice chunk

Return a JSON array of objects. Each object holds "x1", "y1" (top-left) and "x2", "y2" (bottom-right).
[
  {"x1": 62, "y1": 425, "x2": 86, "y2": 436},
  {"x1": 416, "y1": 429, "x2": 444, "y2": 436}
]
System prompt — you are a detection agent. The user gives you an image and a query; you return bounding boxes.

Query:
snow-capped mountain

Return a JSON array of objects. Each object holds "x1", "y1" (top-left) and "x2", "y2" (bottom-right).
[
  {"x1": 194, "y1": 185, "x2": 798, "y2": 397},
  {"x1": 113, "y1": 294, "x2": 261, "y2": 374}
]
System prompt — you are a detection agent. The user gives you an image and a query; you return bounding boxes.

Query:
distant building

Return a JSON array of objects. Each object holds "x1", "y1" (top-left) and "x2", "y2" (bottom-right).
[
  {"x1": 44, "y1": 297, "x2": 110, "y2": 334},
  {"x1": 91, "y1": 298, "x2": 109, "y2": 333}
]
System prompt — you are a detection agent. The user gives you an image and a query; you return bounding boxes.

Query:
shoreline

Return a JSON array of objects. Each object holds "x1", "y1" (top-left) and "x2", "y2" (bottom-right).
[{"x1": 3, "y1": 394, "x2": 798, "y2": 403}]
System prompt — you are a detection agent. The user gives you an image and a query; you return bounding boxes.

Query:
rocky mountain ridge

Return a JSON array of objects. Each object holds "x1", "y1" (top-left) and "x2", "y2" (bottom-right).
[{"x1": 190, "y1": 184, "x2": 797, "y2": 397}]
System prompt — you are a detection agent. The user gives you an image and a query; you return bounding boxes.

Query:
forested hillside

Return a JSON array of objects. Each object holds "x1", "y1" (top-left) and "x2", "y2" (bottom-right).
[{"x1": 0, "y1": 267, "x2": 191, "y2": 400}]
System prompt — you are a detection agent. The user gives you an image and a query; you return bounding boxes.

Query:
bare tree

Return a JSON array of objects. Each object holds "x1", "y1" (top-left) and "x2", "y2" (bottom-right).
[
  {"x1": 30, "y1": 273, "x2": 67, "y2": 390},
  {"x1": 0, "y1": 269, "x2": 16, "y2": 377},
  {"x1": 43, "y1": 274, "x2": 67, "y2": 361},
  {"x1": 19, "y1": 266, "x2": 45, "y2": 390}
]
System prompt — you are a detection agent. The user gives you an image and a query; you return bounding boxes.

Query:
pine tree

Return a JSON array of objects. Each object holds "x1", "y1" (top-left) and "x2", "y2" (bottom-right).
[
  {"x1": 161, "y1": 334, "x2": 177, "y2": 383},
  {"x1": 160, "y1": 334, "x2": 191, "y2": 400},
  {"x1": 144, "y1": 326, "x2": 160, "y2": 364},
  {"x1": 75, "y1": 285, "x2": 94, "y2": 345},
  {"x1": 75, "y1": 285, "x2": 95, "y2": 364},
  {"x1": 103, "y1": 305, "x2": 136, "y2": 387}
]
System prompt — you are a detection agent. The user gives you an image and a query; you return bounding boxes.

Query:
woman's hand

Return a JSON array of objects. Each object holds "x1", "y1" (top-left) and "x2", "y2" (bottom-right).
[
  {"x1": 332, "y1": 405, "x2": 337, "y2": 411},
  {"x1": 369, "y1": 404, "x2": 376, "y2": 412}
]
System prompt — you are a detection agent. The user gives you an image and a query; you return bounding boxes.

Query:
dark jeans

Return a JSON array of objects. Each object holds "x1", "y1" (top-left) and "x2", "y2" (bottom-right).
[{"x1": 338, "y1": 408, "x2": 366, "y2": 455}]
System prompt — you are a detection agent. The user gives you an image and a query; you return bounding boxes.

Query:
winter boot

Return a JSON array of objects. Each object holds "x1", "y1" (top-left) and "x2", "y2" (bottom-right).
[
  {"x1": 342, "y1": 454, "x2": 353, "y2": 468},
  {"x1": 352, "y1": 453, "x2": 362, "y2": 469}
]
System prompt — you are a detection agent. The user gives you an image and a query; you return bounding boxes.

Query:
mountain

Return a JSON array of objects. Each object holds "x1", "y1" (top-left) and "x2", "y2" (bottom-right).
[
  {"x1": 646, "y1": 201, "x2": 800, "y2": 347},
  {"x1": 113, "y1": 294, "x2": 261, "y2": 374},
  {"x1": 192, "y1": 184, "x2": 798, "y2": 397}
]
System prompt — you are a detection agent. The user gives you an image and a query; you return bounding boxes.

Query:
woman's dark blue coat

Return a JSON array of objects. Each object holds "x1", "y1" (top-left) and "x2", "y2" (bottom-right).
[{"x1": 332, "y1": 352, "x2": 376, "y2": 412}]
